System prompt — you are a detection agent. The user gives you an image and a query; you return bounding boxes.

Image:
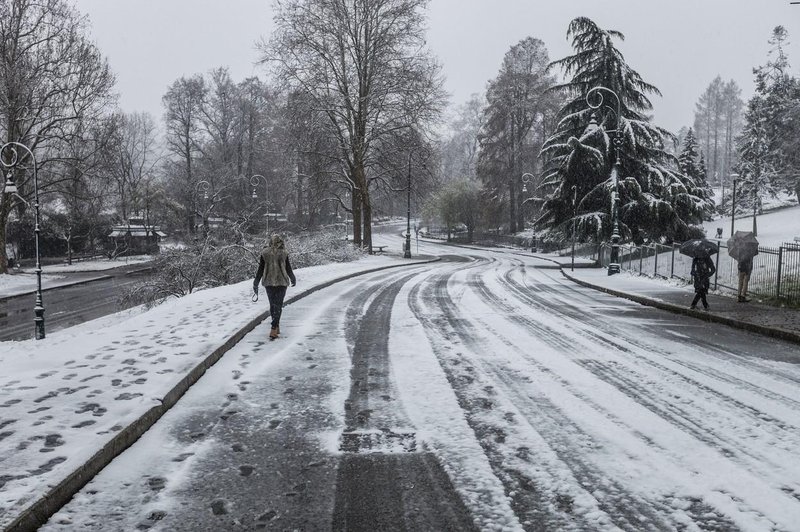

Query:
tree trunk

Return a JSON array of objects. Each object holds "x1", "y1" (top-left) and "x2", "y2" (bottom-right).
[
  {"x1": 0, "y1": 201, "x2": 8, "y2": 274},
  {"x1": 509, "y1": 120, "x2": 518, "y2": 233},
  {"x1": 362, "y1": 195, "x2": 373, "y2": 253},
  {"x1": 509, "y1": 177, "x2": 517, "y2": 234},
  {"x1": 352, "y1": 187, "x2": 362, "y2": 247}
]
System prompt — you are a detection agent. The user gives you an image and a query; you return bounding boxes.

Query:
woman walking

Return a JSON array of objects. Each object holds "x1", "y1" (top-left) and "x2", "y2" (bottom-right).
[
  {"x1": 253, "y1": 234, "x2": 296, "y2": 339},
  {"x1": 690, "y1": 255, "x2": 716, "y2": 310}
]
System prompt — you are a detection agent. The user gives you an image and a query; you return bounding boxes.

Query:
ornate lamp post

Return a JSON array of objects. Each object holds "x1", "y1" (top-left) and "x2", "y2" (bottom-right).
[
  {"x1": 730, "y1": 173, "x2": 739, "y2": 236},
  {"x1": 249, "y1": 174, "x2": 269, "y2": 236},
  {"x1": 521, "y1": 172, "x2": 536, "y2": 252},
  {"x1": 586, "y1": 86, "x2": 623, "y2": 275},
  {"x1": 571, "y1": 185, "x2": 578, "y2": 272},
  {"x1": 404, "y1": 152, "x2": 412, "y2": 258},
  {"x1": 195, "y1": 180, "x2": 211, "y2": 237},
  {"x1": 2, "y1": 142, "x2": 45, "y2": 339}
]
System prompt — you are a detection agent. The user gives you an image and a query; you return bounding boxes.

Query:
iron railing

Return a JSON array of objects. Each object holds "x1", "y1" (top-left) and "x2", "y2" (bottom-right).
[{"x1": 599, "y1": 240, "x2": 800, "y2": 302}]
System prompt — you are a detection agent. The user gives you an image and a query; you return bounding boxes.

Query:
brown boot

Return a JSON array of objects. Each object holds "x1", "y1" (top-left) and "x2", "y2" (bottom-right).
[
  {"x1": 269, "y1": 327, "x2": 278, "y2": 339},
  {"x1": 276, "y1": 325, "x2": 280, "y2": 336}
]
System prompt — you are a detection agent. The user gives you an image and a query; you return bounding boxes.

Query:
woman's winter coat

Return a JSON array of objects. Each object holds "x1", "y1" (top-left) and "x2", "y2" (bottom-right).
[
  {"x1": 254, "y1": 236, "x2": 296, "y2": 288},
  {"x1": 691, "y1": 256, "x2": 716, "y2": 291}
]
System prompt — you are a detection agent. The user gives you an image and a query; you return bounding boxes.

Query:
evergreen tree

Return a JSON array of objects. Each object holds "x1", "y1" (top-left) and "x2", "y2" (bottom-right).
[
  {"x1": 697, "y1": 152, "x2": 707, "y2": 182},
  {"x1": 692, "y1": 78, "x2": 744, "y2": 186},
  {"x1": 736, "y1": 74, "x2": 777, "y2": 221},
  {"x1": 696, "y1": 152, "x2": 714, "y2": 216},
  {"x1": 540, "y1": 17, "x2": 710, "y2": 243},
  {"x1": 736, "y1": 26, "x2": 800, "y2": 219},
  {"x1": 678, "y1": 128, "x2": 700, "y2": 178}
]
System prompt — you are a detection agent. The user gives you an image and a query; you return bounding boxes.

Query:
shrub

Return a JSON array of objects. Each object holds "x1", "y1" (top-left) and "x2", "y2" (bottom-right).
[{"x1": 121, "y1": 229, "x2": 364, "y2": 308}]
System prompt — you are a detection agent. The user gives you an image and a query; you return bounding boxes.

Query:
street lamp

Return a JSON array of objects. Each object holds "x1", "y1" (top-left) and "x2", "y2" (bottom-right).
[
  {"x1": 586, "y1": 86, "x2": 623, "y2": 275},
  {"x1": 752, "y1": 171, "x2": 759, "y2": 238},
  {"x1": 730, "y1": 173, "x2": 739, "y2": 236},
  {"x1": 249, "y1": 174, "x2": 269, "y2": 236},
  {"x1": 2, "y1": 142, "x2": 45, "y2": 339},
  {"x1": 571, "y1": 184, "x2": 577, "y2": 272},
  {"x1": 195, "y1": 180, "x2": 211, "y2": 237},
  {"x1": 404, "y1": 151, "x2": 412, "y2": 258},
  {"x1": 521, "y1": 172, "x2": 536, "y2": 252}
]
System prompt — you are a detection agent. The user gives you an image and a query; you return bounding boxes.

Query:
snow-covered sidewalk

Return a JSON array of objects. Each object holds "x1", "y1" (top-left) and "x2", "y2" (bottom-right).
[
  {"x1": 0, "y1": 254, "x2": 430, "y2": 531},
  {"x1": 563, "y1": 267, "x2": 800, "y2": 344}
]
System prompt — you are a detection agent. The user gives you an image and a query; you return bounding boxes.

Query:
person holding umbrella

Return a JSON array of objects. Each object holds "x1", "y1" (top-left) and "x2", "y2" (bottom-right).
[
  {"x1": 680, "y1": 239, "x2": 719, "y2": 311},
  {"x1": 727, "y1": 231, "x2": 759, "y2": 303},
  {"x1": 690, "y1": 255, "x2": 716, "y2": 310}
]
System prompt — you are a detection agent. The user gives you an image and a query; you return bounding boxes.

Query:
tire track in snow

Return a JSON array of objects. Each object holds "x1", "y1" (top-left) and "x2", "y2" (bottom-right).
[
  {"x1": 495, "y1": 264, "x2": 800, "y2": 470},
  {"x1": 518, "y1": 265, "x2": 800, "y2": 393},
  {"x1": 465, "y1": 259, "x2": 799, "y2": 528},
  {"x1": 333, "y1": 266, "x2": 479, "y2": 532},
  {"x1": 457, "y1": 258, "x2": 790, "y2": 530},
  {"x1": 409, "y1": 262, "x2": 660, "y2": 531}
]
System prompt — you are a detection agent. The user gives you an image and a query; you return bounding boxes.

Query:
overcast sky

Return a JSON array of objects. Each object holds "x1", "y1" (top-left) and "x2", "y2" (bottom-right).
[{"x1": 74, "y1": 0, "x2": 800, "y2": 133}]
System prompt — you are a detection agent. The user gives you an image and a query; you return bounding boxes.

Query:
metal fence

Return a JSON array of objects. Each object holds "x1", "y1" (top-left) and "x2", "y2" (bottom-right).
[{"x1": 599, "y1": 240, "x2": 800, "y2": 302}]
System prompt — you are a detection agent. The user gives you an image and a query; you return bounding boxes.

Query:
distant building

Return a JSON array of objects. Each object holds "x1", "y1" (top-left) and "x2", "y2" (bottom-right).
[{"x1": 107, "y1": 217, "x2": 166, "y2": 255}]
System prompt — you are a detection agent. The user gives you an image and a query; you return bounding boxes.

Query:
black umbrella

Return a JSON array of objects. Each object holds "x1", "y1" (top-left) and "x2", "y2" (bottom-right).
[
  {"x1": 679, "y1": 239, "x2": 719, "y2": 258},
  {"x1": 727, "y1": 231, "x2": 759, "y2": 261}
]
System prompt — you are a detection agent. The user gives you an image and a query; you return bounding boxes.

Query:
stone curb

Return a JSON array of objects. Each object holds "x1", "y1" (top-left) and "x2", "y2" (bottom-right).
[
  {"x1": 5, "y1": 257, "x2": 440, "y2": 532},
  {"x1": 560, "y1": 268, "x2": 800, "y2": 346}
]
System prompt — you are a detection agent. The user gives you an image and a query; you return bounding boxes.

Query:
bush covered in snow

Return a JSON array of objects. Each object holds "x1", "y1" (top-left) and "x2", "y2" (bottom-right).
[{"x1": 122, "y1": 230, "x2": 364, "y2": 308}]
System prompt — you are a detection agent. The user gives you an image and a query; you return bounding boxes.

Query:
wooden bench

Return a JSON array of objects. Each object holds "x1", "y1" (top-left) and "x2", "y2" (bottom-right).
[{"x1": 374, "y1": 245, "x2": 388, "y2": 253}]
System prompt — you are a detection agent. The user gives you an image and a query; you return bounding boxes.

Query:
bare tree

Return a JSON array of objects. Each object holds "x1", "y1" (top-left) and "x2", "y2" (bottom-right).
[
  {"x1": 0, "y1": 0, "x2": 115, "y2": 273},
  {"x1": 264, "y1": 0, "x2": 445, "y2": 251},
  {"x1": 694, "y1": 77, "x2": 744, "y2": 185},
  {"x1": 441, "y1": 94, "x2": 485, "y2": 182},
  {"x1": 201, "y1": 68, "x2": 239, "y2": 180},
  {"x1": 163, "y1": 75, "x2": 207, "y2": 234},
  {"x1": 102, "y1": 112, "x2": 162, "y2": 222}
]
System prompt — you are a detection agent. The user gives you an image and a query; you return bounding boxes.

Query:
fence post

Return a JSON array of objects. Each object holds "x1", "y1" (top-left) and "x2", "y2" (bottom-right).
[
  {"x1": 639, "y1": 246, "x2": 643, "y2": 274},
  {"x1": 670, "y1": 244, "x2": 675, "y2": 278},
  {"x1": 654, "y1": 246, "x2": 658, "y2": 277},
  {"x1": 713, "y1": 248, "x2": 720, "y2": 290},
  {"x1": 777, "y1": 246, "x2": 784, "y2": 298}
]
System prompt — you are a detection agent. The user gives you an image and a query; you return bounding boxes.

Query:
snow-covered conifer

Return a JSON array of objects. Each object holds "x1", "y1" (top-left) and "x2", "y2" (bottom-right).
[{"x1": 540, "y1": 17, "x2": 710, "y2": 243}]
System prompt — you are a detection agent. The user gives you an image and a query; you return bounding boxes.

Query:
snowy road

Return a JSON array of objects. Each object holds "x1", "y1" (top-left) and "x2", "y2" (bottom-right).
[
  {"x1": 0, "y1": 265, "x2": 152, "y2": 341},
  {"x1": 42, "y1": 239, "x2": 800, "y2": 531}
]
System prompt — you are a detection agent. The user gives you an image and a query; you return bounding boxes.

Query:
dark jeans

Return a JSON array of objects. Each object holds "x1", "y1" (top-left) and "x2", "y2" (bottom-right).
[
  {"x1": 266, "y1": 286, "x2": 288, "y2": 328},
  {"x1": 691, "y1": 289, "x2": 709, "y2": 308}
]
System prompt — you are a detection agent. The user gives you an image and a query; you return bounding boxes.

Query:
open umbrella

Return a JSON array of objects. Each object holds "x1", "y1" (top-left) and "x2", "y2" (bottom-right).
[
  {"x1": 727, "y1": 231, "x2": 759, "y2": 261},
  {"x1": 679, "y1": 239, "x2": 719, "y2": 258}
]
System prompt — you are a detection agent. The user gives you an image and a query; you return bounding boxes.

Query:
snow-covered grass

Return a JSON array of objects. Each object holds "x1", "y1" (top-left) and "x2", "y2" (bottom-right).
[
  {"x1": 17, "y1": 255, "x2": 154, "y2": 274},
  {"x1": 0, "y1": 273, "x2": 66, "y2": 298},
  {"x1": 710, "y1": 187, "x2": 798, "y2": 213},
  {"x1": 703, "y1": 204, "x2": 800, "y2": 247},
  {"x1": 0, "y1": 256, "x2": 151, "y2": 299}
]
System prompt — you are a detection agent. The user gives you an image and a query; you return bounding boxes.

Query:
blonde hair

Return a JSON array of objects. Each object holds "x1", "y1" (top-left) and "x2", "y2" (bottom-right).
[{"x1": 269, "y1": 234, "x2": 285, "y2": 249}]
